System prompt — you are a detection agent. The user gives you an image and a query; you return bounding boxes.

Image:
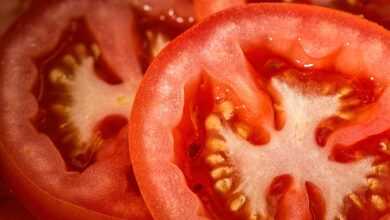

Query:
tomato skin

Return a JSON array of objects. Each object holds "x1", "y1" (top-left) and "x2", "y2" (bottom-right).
[
  {"x1": 0, "y1": 1, "x2": 150, "y2": 219},
  {"x1": 130, "y1": 3, "x2": 390, "y2": 220}
]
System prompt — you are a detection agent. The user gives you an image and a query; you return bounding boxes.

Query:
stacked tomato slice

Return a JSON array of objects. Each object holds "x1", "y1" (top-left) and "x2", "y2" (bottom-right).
[{"x1": 0, "y1": 0, "x2": 389, "y2": 220}]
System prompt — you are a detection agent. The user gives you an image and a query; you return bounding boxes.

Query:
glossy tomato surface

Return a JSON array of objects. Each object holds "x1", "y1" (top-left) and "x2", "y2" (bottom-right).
[{"x1": 130, "y1": 4, "x2": 390, "y2": 220}]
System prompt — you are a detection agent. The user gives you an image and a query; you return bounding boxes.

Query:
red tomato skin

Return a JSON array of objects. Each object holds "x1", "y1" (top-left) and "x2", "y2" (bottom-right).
[{"x1": 130, "y1": 3, "x2": 390, "y2": 220}]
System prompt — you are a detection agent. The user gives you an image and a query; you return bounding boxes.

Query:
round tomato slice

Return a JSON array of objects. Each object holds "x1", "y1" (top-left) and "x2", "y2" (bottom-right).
[
  {"x1": 0, "y1": 1, "x2": 151, "y2": 219},
  {"x1": 130, "y1": 4, "x2": 390, "y2": 220}
]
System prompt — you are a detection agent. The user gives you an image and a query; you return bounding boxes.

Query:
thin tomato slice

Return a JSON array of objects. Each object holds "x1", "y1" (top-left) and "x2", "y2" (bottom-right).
[
  {"x1": 0, "y1": 1, "x2": 150, "y2": 219},
  {"x1": 130, "y1": 4, "x2": 390, "y2": 220}
]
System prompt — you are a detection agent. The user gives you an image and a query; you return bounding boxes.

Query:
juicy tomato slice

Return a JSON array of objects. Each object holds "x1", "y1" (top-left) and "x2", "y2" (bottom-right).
[
  {"x1": 130, "y1": 4, "x2": 390, "y2": 220},
  {"x1": 0, "y1": 1, "x2": 151, "y2": 219}
]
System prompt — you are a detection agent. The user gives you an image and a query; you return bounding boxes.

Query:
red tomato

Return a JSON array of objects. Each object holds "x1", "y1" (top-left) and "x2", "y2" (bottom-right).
[
  {"x1": 0, "y1": 0, "x2": 151, "y2": 219},
  {"x1": 130, "y1": 4, "x2": 390, "y2": 220}
]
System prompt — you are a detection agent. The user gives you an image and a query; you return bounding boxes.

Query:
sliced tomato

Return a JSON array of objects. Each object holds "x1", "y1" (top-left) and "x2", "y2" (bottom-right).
[
  {"x1": 130, "y1": 4, "x2": 390, "y2": 220},
  {"x1": 0, "y1": 0, "x2": 151, "y2": 219}
]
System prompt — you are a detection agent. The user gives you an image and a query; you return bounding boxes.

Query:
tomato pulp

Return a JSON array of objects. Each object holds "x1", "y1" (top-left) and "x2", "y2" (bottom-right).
[{"x1": 130, "y1": 4, "x2": 390, "y2": 220}]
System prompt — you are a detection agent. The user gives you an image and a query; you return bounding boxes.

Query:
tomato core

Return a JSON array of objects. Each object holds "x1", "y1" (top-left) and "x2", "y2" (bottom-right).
[{"x1": 174, "y1": 53, "x2": 389, "y2": 219}]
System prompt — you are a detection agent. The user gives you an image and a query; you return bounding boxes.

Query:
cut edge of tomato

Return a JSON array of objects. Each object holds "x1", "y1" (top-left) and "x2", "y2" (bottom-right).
[{"x1": 130, "y1": 3, "x2": 390, "y2": 220}]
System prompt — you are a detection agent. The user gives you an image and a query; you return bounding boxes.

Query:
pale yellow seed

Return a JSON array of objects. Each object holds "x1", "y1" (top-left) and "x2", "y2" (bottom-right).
[
  {"x1": 367, "y1": 178, "x2": 380, "y2": 191},
  {"x1": 214, "y1": 178, "x2": 232, "y2": 193},
  {"x1": 91, "y1": 44, "x2": 101, "y2": 58},
  {"x1": 235, "y1": 122, "x2": 250, "y2": 139},
  {"x1": 116, "y1": 96, "x2": 131, "y2": 105},
  {"x1": 249, "y1": 213, "x2": 266, "y2": 220},
  {"x1": 51, "y1": 104, "x2": 70, "y2": 115},
  {"x1": 150, "y1": 33, "x2": 169, "y2": 57},
  {"x1": 373, "y1": 163, "x2": 389, "y2": 175},
  {"x1": 230, "y1": 194, "x2": 246, "y2": 212},
  {"x1": 205, "y1": 114, "x2": 222, "y2": 131},
  {"x1": 349, "y1": 193, "x2": 363, "y2": 208},
  {"x1": 210, "y1": 166, "x2": 233, "y2": 179},
  {"x1": 337, "y1": 111, "x2": 354, "y2": 120},
  {"x1": 248, "y1": 214, "x2": 258, "y2": 220},
  {"x1": 371, "y1": 194, "x2": 387, "y2": 211},
  {"x1": 337, "y1": 86, "x2": 353, "y2": 99},
  {"x1": 63, "y1": 54, "x2": 78, "y2": 69},
  {"x1": 380, "y1": 140, "x2": 390, "y2": 155},
  {"x1": 49, "y1": 68, "x2": 69, "y2": 84},
  {"x1": 336, "y1": 215, "x2": 346, "y2": 220},
  {"x1": 206, "y1": 138, "x2": 226, "y2": 152},
  {"x1": 205, "y1": 154, "x2": 225, "y2": 166},
  {"x1": 74, "y1": 43, "x2": 87, "y2": 59},
  {"x1": 218, "y1": 101, "x2": 234, "y2": 120},
  {"x1": 342, "y1": 98, "x2": 361, "y2": 108}
]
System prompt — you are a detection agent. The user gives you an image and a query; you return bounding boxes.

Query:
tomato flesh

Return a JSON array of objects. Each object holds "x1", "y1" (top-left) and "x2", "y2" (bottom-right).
[{"x1": 130, "y1": 4, "x2": 390, "y2": 220}]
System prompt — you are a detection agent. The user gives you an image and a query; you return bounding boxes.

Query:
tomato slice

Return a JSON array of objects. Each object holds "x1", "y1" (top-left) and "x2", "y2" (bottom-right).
[
  {"x1": 130, "y1": 4, "x2": 390, "y2": 220},
  {"x1": 0, "y1": 1, "x2": 151, "y2": 219}
]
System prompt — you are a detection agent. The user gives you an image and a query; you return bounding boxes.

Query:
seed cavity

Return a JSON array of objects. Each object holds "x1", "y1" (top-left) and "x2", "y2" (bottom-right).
[
  {"x1": 214, "y1": 178, "x2": 233, "y2": 193},
  {"x1": 230, "y1": 194, "x2": 246, "y2": 212}
]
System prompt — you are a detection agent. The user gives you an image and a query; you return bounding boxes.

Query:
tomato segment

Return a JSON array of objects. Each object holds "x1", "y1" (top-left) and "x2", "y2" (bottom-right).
[{"x1": 130, "y1": 4, "x2": 390, "y2": 220}]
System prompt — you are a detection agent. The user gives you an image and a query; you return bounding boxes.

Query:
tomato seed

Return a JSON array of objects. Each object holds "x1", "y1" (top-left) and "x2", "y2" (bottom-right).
[
  {"x1": 205, "y1": 153, "x2": 225, "y2": 166},
  {"x1": 214, "y1": 178, "x2": 233, "y2": 194},
  {"x1": 229, "y1": 194, "x2": 246, "y2": 212}
]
